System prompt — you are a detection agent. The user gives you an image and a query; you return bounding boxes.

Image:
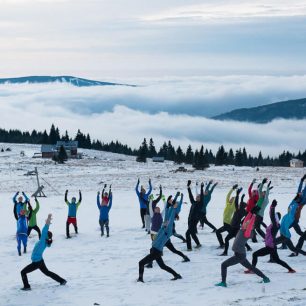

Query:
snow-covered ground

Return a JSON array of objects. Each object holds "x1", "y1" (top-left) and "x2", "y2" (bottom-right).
[{"x1": 0, "y1": 143, "x2": 306, "y2": 306}]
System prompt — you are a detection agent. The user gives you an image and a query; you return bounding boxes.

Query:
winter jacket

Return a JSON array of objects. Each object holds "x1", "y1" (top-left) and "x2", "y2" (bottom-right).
[
  {"x1": 17, "y1": 215, "x2": 28, "y2": 235},
  {"x1": 265, "y1": 205, "x2": 279, "y2": 248},
  {"x1": 135, "y1": 182, "x2": 152, "y2": 209},
  {"x1": 232, "y1": 213, "x2": 255, "y2": 254},
  {"x1": 280, "y1": 200, "x2": 298, "y2": 238},
  {"x1": 230, "y1": 195, "x2": 247, "y2": 229},
  {"x1": 246, "y1": 183, "x2": 259, "y2": 213},
  {"x1": 152, "y1": 194, "x2": 182, "y2": 251},
  {"x1": 295, "y1": 180, "x2": 306, "y2": 220},
  {"x1": 65, "y1": 191, "x2": 82, "y2": 217},
  {"x1": 257, "y1": 185, "x2": 270, "y2": 218},
  {"x1": 97, "y1": 193, "x2": 112, "y2": 221},
  {"x1": 31, "y1": 224, "x2": 50, "y2": 262},
  {"x1": 188, "y1": 186, "x2": 203, "y2": 221},
  {"x1": 223, "y1": 188, "x2": 235, "y2": 225},
  {"x1": 28, "y1": 199, "x2": 40, "y2": 227},
  {"x1": 150, "y1": 199, "x2": 166, "y2": 234},
  {"x1": 201, "y1": 182, "x2": 217, "y2": 214}
]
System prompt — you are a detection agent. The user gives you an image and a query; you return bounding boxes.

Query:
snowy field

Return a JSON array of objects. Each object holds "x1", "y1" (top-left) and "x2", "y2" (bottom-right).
[{"x1": 0, "y1": 143, "x2": 306, "y2": 306}]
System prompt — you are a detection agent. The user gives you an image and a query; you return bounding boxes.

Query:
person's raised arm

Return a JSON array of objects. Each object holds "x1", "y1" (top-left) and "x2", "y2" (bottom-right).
[
  {"x1": 259, "y1": 178, "x2": 267, "y2": 198},
  {"x1": 78, "y1": 190, "x2": 82, "y2": 203},
  {"x1": 206, "y1": 180, "x2": 212, "y2": 193},
  {"x1": 41, "y1": 214, "x2": 52, "y2": 241},
  {"x1": 13, "y1": 192, "x2": 19, "y2": 204},
  {"x1": 200, "y1": 182, "x2": 204, "y2": 202},
  {"x1": 13, "y1": 202, "x2": 18, "y2": 220},
  {"x1": 27, "y1": 203, "x2": 33, "y2": 220},
  {"x1": 65, "y1": 190, "x2": 68, "y2": 204},
  {"x1": 146, "y1": 178, "x2": 152, "y2": 196},
  {"x1": 153, "y1": 185, "x2": 162, "y2": 206},
  {"x1": 108, "y1": 193, "x2": 113, "y2": 211},
  {"x1": 34, "y1": 198, "x2": 40, "y2": 213},
  {"x1": 135, "y1": 179, "x2": 140, "y2": 196},
  {"x1": 270, "y1": 200, "x2": 277, "y2": 227},
  {"x1": 176, "y1": 193, "x2": 184, "y2": 215},
  {"x1": 209, "y1": 182, "x2": 218, "y2": 195},
  {"x1": 226, "y1": 184, "x2": 237, "y2": 204},
  {"x1": 22, "y1": 192, "x2": 29, "y2": 203},
  {"x1": 187, "y1": 180, "x2": 195, "y2": 204},
  {"x1": 97, "y1": 192, "x2": 101, "y2": 209},
  {"x1": 248, "y1": 179, "x2": 256, "y2": 198},
  {"x1": 235, "y1": 188, "x2": 242, "y2": 211}
]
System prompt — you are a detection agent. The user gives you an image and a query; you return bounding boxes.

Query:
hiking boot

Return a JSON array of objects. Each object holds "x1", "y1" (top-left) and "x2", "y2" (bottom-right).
[{"x1": 171, "y1": 274, "x2": 182, "y2": 281}]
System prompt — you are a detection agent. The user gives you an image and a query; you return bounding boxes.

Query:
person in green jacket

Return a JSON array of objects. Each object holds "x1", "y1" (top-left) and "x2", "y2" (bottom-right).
[
  {"x1": 27, "y1": 198, "x2": 41, "y2": 239},
  {"x1": 216, "y1": 184, "x2": 238, "y2": 248}
]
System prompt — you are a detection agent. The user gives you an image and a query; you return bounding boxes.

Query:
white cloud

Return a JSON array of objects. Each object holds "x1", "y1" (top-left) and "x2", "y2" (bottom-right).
[
  {"x1": 0, "y1": 76, "x2": 305, "y2": 156},
  {"x1": 143, "y1": 1, "x2": 306, "y2": 24}
]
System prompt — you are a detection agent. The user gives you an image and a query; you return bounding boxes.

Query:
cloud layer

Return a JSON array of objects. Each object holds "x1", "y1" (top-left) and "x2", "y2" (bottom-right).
[{"x1": 0, "y1": 77, "x2": 306, "y2": 156}]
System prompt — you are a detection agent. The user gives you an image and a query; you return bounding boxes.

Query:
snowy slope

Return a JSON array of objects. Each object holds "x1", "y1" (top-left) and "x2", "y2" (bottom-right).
[{"x1": 0, "y1": 143, "x2": 306, "y2": 306}]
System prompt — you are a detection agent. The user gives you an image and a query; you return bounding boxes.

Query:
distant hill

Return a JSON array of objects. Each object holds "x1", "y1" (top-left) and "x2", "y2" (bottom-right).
[
  {"x1": 0, "y1": 76, "x2": 135, "y2": 87},
  {"x1": 213, "y1": 98, "x2": 306, "y2": 123}
]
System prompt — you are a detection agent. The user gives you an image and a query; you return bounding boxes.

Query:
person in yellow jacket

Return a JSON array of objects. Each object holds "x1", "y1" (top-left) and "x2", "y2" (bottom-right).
[{"x1": 216, "y1": 184, "x2": 238, "y2": 248}]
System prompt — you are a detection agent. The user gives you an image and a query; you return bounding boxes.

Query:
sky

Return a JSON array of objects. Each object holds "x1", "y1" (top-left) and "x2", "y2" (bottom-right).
[{"x1": 0, "y1": 0, "x2": 306, "y2": 155}]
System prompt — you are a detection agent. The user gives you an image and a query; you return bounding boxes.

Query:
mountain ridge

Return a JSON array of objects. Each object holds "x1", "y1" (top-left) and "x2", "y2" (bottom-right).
[
  {"x1": 0, "y1": 75, "x2": 136, "y2": 87},
  {"x1": 212, "y1": 98, "x2": 306, "y2": 123}
]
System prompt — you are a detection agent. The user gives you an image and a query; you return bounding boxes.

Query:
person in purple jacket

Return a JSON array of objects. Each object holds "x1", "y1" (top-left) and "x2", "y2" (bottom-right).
[{"x1": 245, "y1": 200, "x2": 295, "y2": 274}]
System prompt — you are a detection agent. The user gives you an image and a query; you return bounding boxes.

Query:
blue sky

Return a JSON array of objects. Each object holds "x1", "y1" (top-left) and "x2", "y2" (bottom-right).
[{"x1": 0, "y1": 0, "x2": 306, "y2": 154}]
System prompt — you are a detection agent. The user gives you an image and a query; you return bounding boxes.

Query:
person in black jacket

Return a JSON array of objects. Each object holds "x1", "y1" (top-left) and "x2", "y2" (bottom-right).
[
  {"x1": 220, "y1": 189, "x2": 251, "y2": 256},
  {"x1": 185, "y1": 180, "x2": 203, "y2": 251}
]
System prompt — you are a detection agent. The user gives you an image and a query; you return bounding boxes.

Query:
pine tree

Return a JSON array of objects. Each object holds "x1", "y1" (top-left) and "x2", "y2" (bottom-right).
[
  {"x1": 193, "y1": 145, "x2": 209, "y2": 170},
  {"x1": 136, "y1": 138, "x2": 148, "y2": 162},
  {"x1": 185, "y1": 145, "x2": 194, "y2": 164},
  {"x1": 56, "y1": 145, "x2": 68, "y2": 163},
  {"x1": 175, "y1": 146, "x2": 184, "y2": 164},
  {"x1": 148, "y1": 138, "x2": 157, "y2": 158},
  {"x1": 215, "y1": 145, "x2": 227, "y2": 165},
  {"x1": 49, "y1": 124, "x2": 60, "y2": 144},
  {"x1": 227, "y1": 148, "x2": 235, "y2": 165},
  {"x1": 62, "y1": 130, "x2": 70, "y2": 142}
]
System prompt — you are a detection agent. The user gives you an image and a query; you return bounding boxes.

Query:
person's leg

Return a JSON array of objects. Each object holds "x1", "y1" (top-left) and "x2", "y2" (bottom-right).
[
  {"x1": 216, "y1": 224, "x2": 227, "y2": 247},
  {"x1": 22, "y1": 235, "x2": 27, "y2": 253},
  {"x1": 140, "y1": 208, "x2": 146, "y2": 228},
  {"x1": 223, "y1": 229, "x2": 236, "y2": 255},
  {"x1": 165, "y1": 240, "x2": 189, "y2": 260},
  {"x1": 296, "y1": 231, "x2": 306, "y2": 252},
  {"x1": 138, "y1": 252, "x2": 156, "y2": 281},
  {"x1": 252, "y1": 247, "x2": 270, "y2": 267},
  {"x1": 255, "y1": 216, "x2": 266, "y2": 239},
  {"x1": 155, "y1": 256, "x2": 180, "y2": 278},
  {"x1": 145, "y1": 214, "x2": 151, "y2": 233},
  {"x1": 105, "y1": 220, "x2": 110, "y2": 237},
  {"x1": 66, "y1": 221, "x2": 70, "y2": 238},
  {"x1": 199, "y1": 212, "x2": 205, "y2": 228},
  {"x1": 34, "y1": 225, "x2": 41, "y2": 239},
  {"x1": 39, "y1": 260, "x2": 66, "y2": 284},
  {"x1": 292, "y1": 220, "x2": 303, "y2": 236},
  {"x1": 221, "y1": 254, "x2": 241, "y2": 283},
  {"x1": 27, "y1": 227, "x2": 32, "y2": 237},
  {"x1": 73, "y1": 219, "x2": 78, "y2": 234},
  {"x1": 239, "y1": 254, "x2": 267, "y2": 279},
  {"x1": 203, "y1": 214, "x2": 217, "y2": 231},
  {"x1": 190, "y1": 221, "x2": 201, "y2": 246},
  {"x1": 173, "y1": 231, "x2": 186, "y2": 243},
  {"x1": 21, "y1": 262, "x2": 40, "y2": 289},
  {"x1": 285, "y1": 237, "x2": 299, "y2": 253},
  {"x1": 270, "y1": 248, "x2": 293, "y2": 271},
  {"x1": 17, "y1": 235, "x2": 22, "y2": 256},
  {"x1": 185, "y1": 227, "x2": 192, "y2": 250},
  {"x1": 99, "y1": 220, "x2": 104, "y2": 236}
]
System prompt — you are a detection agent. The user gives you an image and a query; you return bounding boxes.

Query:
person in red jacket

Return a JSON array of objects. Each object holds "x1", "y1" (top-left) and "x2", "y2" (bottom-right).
[{"x1": 246, "y1": 179, "x2": 259, "y2": 213}]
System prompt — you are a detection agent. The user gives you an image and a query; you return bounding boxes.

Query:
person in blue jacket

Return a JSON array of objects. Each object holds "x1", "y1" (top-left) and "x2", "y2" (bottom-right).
[
  {"x1": 14, "y1": 206, "x2": 32, "y2": 256},
  {"x1": 199, "y1": 180, "x2": 218, "y2": 231},
  {"x1": 135, "y1": 178, "x2": 152, "y2": 229},
  {"x1": 20, "y1": 214, "x2": 66, "y2": 291},
  {"x1": 97, "y1": 185, "x2": 112, "y2": 237},
  {"x1": 137, "y1": 192, "x2": 183, "y2": 283},
  {"x1": 13, "y1": 191, "x2": 29, "y2": 217},
  {"x1": 65, "y1": 189, "x2": 82, "y2": 238},
  {"x1": 275, "y1": 194, "x2": 306, "y2": 255}
]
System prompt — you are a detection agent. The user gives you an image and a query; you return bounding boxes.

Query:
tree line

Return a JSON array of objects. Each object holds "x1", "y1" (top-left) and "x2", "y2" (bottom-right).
[{"x1": 0, "y1": 125, "x2": 305, "y2": 168}]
